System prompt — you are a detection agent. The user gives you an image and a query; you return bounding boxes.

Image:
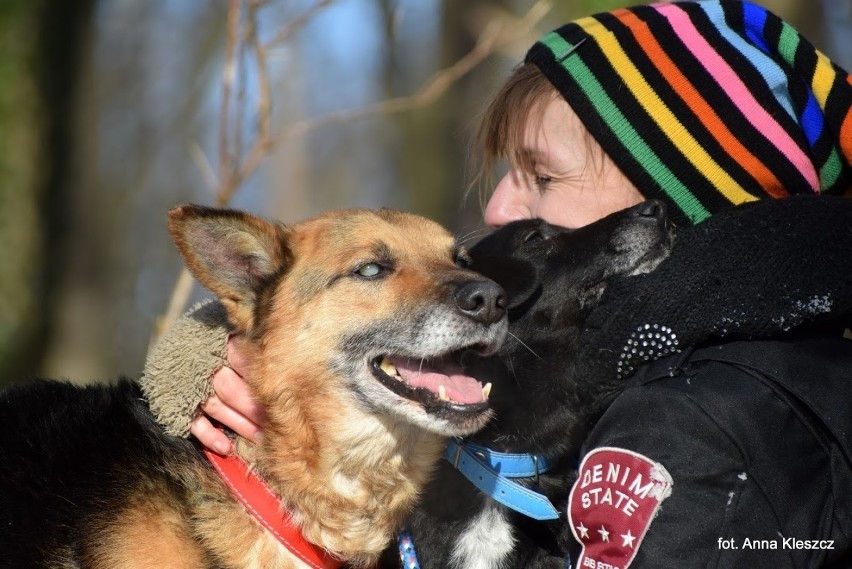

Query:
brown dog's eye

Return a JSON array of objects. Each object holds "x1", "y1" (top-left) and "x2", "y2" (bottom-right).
[{"x1": 354, "y1": 262, "x2": 386, "y2": 279}]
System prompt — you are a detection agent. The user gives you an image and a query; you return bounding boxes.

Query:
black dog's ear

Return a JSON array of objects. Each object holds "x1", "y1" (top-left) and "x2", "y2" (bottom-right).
[{"x1": 470, "y1": 256, "x2": 539, "y2": 309}]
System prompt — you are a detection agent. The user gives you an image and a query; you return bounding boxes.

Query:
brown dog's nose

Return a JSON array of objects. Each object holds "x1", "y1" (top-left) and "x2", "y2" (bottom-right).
[{"x1": 454, "y1": 280, "x2": 507, "y2": 325}]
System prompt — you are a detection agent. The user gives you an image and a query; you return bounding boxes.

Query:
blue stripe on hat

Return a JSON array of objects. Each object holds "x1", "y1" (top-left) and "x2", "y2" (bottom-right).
[
  {"x1": 742, "y1": 1, "x2": 826, "y2": 151},
  {"x1": 801, "y1": 92, "x2": 824, "y2": 148},
  {"x1": 702, "y1": 0, "x2": 797, "y2": 121},
  {"x1": 741, "y1": 1, "x2": 769, "y2": 51}
]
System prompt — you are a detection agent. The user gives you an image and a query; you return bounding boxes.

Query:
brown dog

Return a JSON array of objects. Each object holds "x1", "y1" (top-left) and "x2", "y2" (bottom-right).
[{"x1": 0, "y1": 206, "x2": 509, "y2": 568}]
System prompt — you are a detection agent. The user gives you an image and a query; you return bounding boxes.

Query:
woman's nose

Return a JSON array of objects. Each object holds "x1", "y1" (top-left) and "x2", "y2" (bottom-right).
[{"x1": 483, "y1": 171, "x2": 534, "y2": 228}]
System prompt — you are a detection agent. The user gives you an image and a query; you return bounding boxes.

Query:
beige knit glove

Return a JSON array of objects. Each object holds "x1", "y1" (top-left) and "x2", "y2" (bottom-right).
[{"x1": 140, "y1": 300, "x2": 232, "y2": 437}]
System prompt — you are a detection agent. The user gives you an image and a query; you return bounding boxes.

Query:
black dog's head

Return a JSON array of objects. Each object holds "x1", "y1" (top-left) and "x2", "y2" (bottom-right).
[{"x1": 465, "y1": 200, "x2": 675, "y2": 457}]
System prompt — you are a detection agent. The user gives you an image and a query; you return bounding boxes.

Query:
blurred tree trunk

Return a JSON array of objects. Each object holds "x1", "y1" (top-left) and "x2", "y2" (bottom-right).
[
  {"x1": 420, "y1": 0, "x2": 486, "y2": 227},
  {"x1": 386, "y1": 0, "x2": 489, "y2": 229},
  {"x1": 375, "y1": 0, "x2": 462, "y2": 225},
  {"x1": 0, "y1": 0, "x2": 94, "y2": 386}
]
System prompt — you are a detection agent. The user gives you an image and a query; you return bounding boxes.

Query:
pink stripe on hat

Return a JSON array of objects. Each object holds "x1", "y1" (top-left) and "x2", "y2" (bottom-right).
[{"x1": 653, "y1": 2, "x2": 820, "y2": 191}]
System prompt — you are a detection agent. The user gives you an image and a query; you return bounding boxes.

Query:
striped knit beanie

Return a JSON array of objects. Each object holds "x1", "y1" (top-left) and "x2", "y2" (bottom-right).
[{"x1": 525, "y1": 0, "x2": 852, "y2": 225}]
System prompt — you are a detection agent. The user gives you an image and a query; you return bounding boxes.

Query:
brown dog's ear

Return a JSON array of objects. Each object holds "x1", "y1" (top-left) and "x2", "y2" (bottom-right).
[{"x1": 168, "y1": 205, "x2": 292, "y2": 332}]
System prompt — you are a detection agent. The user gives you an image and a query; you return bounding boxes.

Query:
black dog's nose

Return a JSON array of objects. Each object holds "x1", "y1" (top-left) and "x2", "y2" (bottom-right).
[
  {"x1": 454, "y1": 280, "x2": 507, "y2": 325},
  {"x1": 635, "y1": 199, "x2": 666, "y2": 220}
]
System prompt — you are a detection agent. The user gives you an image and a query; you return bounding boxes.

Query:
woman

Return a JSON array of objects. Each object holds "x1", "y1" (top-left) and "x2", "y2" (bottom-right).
[{"x1": 143, "y1": 1, "x2": 852, "y2": 566}]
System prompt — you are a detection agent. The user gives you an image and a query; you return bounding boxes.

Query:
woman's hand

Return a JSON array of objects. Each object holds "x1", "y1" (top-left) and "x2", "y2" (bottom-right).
[{"x1": 190, "y1": 336, "x2": 266, "y2": 455}]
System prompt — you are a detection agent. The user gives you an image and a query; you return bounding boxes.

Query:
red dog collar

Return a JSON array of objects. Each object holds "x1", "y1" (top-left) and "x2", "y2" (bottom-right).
[{"x1": 204, "y1": 449, "x2": 343, "y2": 569}]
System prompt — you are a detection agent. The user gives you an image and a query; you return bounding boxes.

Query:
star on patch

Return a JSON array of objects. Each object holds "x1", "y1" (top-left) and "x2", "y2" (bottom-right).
[
  {"x1": 621, "y1": 530, "x2": 636, "y2": 548},
  {"x1": 576, "y1": 523, "x2": 589, "y2": 539},
  {"x1": 598, "y1": 526, "x2": 610, "y2": 542}
]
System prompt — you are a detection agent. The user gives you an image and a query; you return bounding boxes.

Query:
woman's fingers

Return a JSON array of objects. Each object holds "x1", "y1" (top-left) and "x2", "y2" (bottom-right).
[
  {"x1": 192, "y1": 336, "x2": 266, "y2": 454},
  {"x1": 198, "y1": 365, "x2": 265, "y2": 441},
  {"x1": 226, "y1": 335, "x2": 247, "y2": 376},
  {"x1": 192, "y1": 370, "x2": 264, "y2": 453},
  {"x1": 190, "y1": 414, "x2": 234, "y2": 456}
]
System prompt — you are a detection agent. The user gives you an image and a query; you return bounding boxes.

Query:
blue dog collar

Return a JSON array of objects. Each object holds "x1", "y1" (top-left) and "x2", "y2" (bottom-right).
[{"x1": 444, "y1": 440, "x2": 561, "y2": 520}]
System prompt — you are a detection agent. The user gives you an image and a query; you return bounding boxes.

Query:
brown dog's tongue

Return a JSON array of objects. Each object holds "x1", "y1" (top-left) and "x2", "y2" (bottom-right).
[{"x1": 389, "y1": 357, "x2": 485, "y2": 404}]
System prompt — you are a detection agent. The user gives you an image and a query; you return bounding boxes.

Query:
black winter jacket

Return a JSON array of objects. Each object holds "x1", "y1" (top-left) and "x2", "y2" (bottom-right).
[{"x1": 570, "y1": 333, "x2": 852, "y2": 569}]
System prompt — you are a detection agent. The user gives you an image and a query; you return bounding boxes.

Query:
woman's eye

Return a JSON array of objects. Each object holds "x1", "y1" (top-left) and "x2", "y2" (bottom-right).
[
  {"x1": 533, "y1": 174, "x2": 552, "y2": 191},
  {"x1": 355, "y1": 263, "x2": 384, "y2": 278}
]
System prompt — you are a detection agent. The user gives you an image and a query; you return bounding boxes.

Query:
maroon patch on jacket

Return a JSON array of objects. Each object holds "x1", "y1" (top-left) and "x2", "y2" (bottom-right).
[{"x1": 569, "y1": 447, "x2": 673, "y2": 569}]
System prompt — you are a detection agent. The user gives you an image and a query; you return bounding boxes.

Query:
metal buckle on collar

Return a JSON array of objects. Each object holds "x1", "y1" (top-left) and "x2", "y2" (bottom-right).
[
  {"x1": 452, "y1": 442, "x2": 463, "y2": 468},
  {"x1": 532, "y1": 454, "x2": 540, "y2": 485}
]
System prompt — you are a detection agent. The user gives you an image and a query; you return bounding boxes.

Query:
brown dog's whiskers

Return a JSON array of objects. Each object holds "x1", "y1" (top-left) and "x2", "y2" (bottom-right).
[{"x1": 457, "y1": 228, "x2": 491, "y2": 246}]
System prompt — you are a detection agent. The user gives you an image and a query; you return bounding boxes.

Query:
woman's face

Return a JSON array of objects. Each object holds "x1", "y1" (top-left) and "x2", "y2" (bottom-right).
[{"x1": 484, "y1": 97, "x2": 644, "y2": 229}]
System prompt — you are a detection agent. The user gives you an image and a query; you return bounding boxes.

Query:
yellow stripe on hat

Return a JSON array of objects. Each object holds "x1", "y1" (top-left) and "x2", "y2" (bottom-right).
[
  {"x1": 811, "y1": 50, "x2": 834, "y2": 107},
  {"x1": 576, "y1": 16, "x2": 758, "y2": 206}
]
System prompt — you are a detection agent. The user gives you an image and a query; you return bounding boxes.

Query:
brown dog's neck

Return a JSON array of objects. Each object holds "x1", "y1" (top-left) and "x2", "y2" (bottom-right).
[
  {"x1": 203, "y1": 444, "x2": 344, "y2": 569},
  {"x1": 230, "y1": 408, "x2": 445, "y2": 566}
]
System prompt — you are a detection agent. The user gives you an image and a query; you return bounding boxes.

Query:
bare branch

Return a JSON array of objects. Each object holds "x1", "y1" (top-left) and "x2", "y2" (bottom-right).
[
  {"x1": 232, "y1": 40, "x2": 247, "y2": 185},
  {"x1": 161, "y1": 268, "x2": 195, "y2": 338},
  {"x1": 211, "y1": 1, "x2": 274, "y2": 207},
  {"x1": 157, "y1": 0, "x2": 551, "y2": 336},
  {"x1": 248, "y1": 8, "x2": 271, "y2": 143},
  {"x1": 281, "y1": 0, "x2": 551, "y2": 139},
  {"x1": 264, "y1": 0, "x2": 336, "y2": 50},
  {"x1": 218, "y1": 0, "x2": 241, "y2": 191},
  {"x1": 189, "y1": 141, "x2": 218, "y2": 192}
]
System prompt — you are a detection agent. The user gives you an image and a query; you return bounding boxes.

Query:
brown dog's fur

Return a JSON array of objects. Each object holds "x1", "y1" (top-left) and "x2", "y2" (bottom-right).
[
  {"x1": 0, "y1": 206, "x2": 507, "y2": 568},
  {"x1": 169, "y1": 207, "x2": 505, "y2": 567}
]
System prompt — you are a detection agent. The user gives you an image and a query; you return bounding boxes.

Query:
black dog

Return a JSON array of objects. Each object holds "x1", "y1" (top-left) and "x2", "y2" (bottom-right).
[{"x1": 395, "y1": 200, "x2": 674, "y2": 569}]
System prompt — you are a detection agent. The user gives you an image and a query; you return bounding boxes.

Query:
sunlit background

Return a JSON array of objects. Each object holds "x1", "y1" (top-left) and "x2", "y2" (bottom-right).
[{"x1": 0, "y1": 0, "x2": 849, "y2": 386}]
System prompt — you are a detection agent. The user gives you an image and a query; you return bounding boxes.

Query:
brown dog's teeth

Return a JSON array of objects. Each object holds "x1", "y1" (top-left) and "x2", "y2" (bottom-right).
[
  {"x1": 438, "y1": 385, "x2": 449, "y2": 401},
  {"x1": 481, "y1": 383, "x2": 492, "y2": 401},
  {"x1": 380, "y1": 357, "x2": 400, "y2": 378}
]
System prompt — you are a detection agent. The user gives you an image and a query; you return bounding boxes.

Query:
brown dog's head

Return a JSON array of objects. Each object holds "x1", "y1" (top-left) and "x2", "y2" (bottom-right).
[{"x1": 168, "y1": 205, "x2": 510, "y2": 437}]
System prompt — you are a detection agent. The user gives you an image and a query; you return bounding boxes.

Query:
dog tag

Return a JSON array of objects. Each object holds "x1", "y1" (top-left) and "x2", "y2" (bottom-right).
[{"x1": 568, "y1": 447, "x2": 672, "y2": 569}]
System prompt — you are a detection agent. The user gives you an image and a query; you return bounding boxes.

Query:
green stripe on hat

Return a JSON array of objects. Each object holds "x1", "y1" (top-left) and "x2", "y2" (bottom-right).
[
  {"x1": 820, "y1": 148, "x2": 843, "y2": 190},
  {"x1": 772, "y1": 17, "x2": 845, "y2": 193},
  {"x1": 776, "y1": 20, "x2": 799, "y2": 65}
]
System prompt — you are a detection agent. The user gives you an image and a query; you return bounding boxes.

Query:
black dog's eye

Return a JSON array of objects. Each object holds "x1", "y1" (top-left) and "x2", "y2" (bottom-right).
[
  {"x1": 454, "y1": 254, "x2": 472, "y2": 269},
  {"x1": 523, "y1": 229, "x2": 545, "y2": 244},
  {"x1": 354, "y1": 262, "x2": 388, "y2": 279}
]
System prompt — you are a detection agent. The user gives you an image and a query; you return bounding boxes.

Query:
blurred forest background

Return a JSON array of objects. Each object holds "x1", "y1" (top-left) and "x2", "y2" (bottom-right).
[{"x1": 0, "y1": 0, "x2": 849, "y2": 386}]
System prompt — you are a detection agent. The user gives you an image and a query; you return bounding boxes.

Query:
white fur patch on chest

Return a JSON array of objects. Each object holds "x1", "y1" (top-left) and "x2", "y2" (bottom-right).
[{"x1": 450, "y1": 500, "x2": 515, "y2": 569}]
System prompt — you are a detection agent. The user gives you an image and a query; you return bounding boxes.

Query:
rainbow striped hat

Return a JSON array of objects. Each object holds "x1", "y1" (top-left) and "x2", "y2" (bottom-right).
[{"x1": 526, "y1": 0, "x2": 852, "y2": 225}]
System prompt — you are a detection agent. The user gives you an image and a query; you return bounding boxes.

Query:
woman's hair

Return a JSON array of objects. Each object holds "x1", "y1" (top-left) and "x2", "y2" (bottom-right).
[
  {"x1": 475, "y1": 62, "x2": 554, "y2": 185},
  {"x1": 472, "y1": 62, "x2": 600, "y2": 206}
]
